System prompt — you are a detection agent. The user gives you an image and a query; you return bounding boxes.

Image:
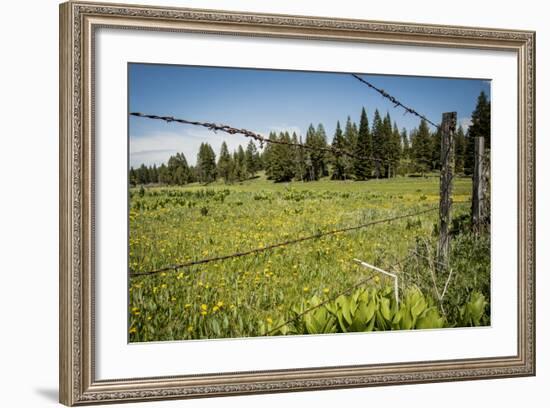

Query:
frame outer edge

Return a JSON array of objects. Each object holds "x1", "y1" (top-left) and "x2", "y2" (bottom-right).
[
  {"x1": 532, "y1": 31, "x2": 536, "y2": 376},
  {"x1": 60, "y1": 1, "x2": 76, "y2": 406},
  {"x1": 59, "y1": 1, "x2": 536, "y2": 404}
]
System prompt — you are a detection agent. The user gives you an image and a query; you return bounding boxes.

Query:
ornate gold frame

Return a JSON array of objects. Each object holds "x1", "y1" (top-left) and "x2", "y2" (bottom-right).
[{"x1": 59, "y1": 1, "x2": 536, "y2": 405}]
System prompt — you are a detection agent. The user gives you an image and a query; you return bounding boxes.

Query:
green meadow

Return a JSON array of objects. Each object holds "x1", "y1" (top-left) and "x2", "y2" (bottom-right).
[{"x1": 128, "y1": 174, "x2": 489, "y2": 342}]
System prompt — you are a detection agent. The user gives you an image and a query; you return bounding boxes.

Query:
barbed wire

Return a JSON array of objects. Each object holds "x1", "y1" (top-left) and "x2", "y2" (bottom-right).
[
  {"x1": 132, "y1": 74, "x2": 445, "y2": 173},
  {"x1": 351, "y1": 74, "x2": 441, "y2": 129},
  {"x1": 130, "y1": 201, "x2": 472, "y2": 277},
  {"x1": 129, "y1": 205, "x2": 441, "y2": 277},
  {"x1": 130, "y1": 112, "x2": 387, "y2": 163}
]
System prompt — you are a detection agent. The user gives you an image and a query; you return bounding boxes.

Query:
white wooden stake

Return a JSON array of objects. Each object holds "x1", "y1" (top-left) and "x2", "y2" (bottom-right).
[{"x1": 353, "y1": 259, "x2": 399, "y2": 306}]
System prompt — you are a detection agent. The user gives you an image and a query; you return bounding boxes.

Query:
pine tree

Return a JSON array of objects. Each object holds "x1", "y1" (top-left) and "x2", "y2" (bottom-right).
[
  {"x1": 372, "y1": 110, "x2": 386, "y2": 178},
  {"x1": 454, "y1": 125, "x2": 466, "y2": 174},
  {"x1": 188, "y1": 166, "x2": 197, "y2": 183},
  {"x1": 381, "y1": 114, "x2": 393, "y2": 178},
  {"x1": 158, "y1": 163, "x2": 170, "y2": 184},
  {"x1": 354, "y1": 107, "x2": 373, "y2": 180},
  {"x1": 411, "y1": 119, "x2": 432, "y2": 175},
  {"x1": 401, "y1": 128, "x2": 410, "y2": 159},
  {"x1": 263, "y1": 132, "x2": 277, "y2": 179},
  {"x1": 387, "y1": 121, "x2": 401, "y2": 177},
  {"x1": 217, "y1": 141, "x2": 234, "y2": 183},
  {"x1": 196, "y1": 143, "x2": 217, "y2": 183},
  {"x1": 137, "y1": 164, "x2": 149, "y2": 184},
  {"x1": 129, "y1": 167, "x2": 137, "y2": 186},
  {"x1": 166, "y1": 152, "x2": 190, "y2": 185},
  {"x1": 464, "y1": 91, "x2": 491, "y2": 175},
  {"x1": 150, "y1": 164, "x2": 159, "y2": 184},
  {"x1": 470, "y1": 91, "x2": 491, "y2": 148},
  {"x1": 244, "y1": 140, "x2": 260, "y2": 178},
  {"x1": 342, "y1": 116, "x2": 357, "y2": 178},
  {"x1": 304, "y1": 124, "x2": 318, "y2": 181},
  {"x1": 331, "y1": 121, "x2": 347, "y2": 180},
  {"x1": 316, "y1": 124, "x2": 329, "y2": 177},
  {"x1": 270, "y1": 132, "x2": 295, "y2": 182},
  {"x1": 294, "y1": 134, "x2": 307, "y2": 181},
  {"x1": 304, "y1": 124, "x2": 327, "y2": 181},
  {"x1": 233, "y1": 145, "x2": 247, "y2": 181}
]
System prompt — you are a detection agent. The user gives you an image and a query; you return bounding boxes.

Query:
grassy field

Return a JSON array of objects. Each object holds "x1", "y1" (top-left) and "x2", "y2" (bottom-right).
[{"x1": 128, "y1": 174, "x2": 488, "y2": 342}]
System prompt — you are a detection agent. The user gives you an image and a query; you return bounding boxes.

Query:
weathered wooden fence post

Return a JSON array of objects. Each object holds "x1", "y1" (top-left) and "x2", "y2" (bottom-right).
[
  {"x1": 472, "y1": 136, "x2": 485, "y2": 233},
  {"x1": 438, "y1": 112, "x2": 457, "y2": 271}
]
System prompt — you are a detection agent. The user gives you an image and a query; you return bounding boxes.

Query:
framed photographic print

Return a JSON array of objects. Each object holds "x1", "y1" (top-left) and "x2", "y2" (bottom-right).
[{"x1": 59, "y1": 1, "x2": 536, "y2": 405}]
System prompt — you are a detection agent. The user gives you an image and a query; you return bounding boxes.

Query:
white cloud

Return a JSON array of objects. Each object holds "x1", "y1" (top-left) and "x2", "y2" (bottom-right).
[
  {"x1": 130, "y1": 123, "x2": 306, "y2": 168},
  {"x1": 458, "y1": 117, "x2": 472, "y2": 130},
  {"x1": 130, "y1": 128, "x2": 256, "y2": 167}
]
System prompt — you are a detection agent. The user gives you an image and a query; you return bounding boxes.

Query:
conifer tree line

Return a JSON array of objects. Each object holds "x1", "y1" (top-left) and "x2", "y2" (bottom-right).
[{"x1": 130, "y1": 91, "x2": 490, "y2": 185}]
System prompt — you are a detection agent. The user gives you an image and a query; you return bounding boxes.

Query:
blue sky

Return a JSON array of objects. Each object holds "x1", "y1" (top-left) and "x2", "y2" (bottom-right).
[{"x1": 129, "y1": 63, "x2": 490, "y2": 167}]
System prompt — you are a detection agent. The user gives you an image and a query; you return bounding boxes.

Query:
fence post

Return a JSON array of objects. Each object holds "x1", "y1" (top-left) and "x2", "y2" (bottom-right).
[
  {"x1": 472, "y1": 136, "x2": 485, "y2": 233},
  {"x1": 438, "y1": 112, "x2": 457, "y2": 271}
]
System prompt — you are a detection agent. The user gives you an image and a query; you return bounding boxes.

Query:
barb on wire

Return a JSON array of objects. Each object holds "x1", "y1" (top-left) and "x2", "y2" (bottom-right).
[
  {"x1": 351, "y1": 74, "x2": 441, "y2": 129},
  {"x1": 130, "y1": 112, "x2": 385, "y2": 163},
  {"x1": 129, "y1": 206, "x2": 440, "y2": 277}
]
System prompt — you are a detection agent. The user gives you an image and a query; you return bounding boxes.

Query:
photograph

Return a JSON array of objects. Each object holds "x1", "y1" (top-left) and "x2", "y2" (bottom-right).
[
  {"x1": 57, "y1": 1, "x2": 536, "y2": 404},
  {"x1": 127, "y1": 64, "x2": 492, "y2": 342}
]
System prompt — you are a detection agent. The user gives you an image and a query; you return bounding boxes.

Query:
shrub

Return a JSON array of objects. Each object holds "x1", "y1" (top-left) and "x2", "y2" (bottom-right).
[{"x1": 271, "y1": 286, "x2": 445, "y2": 336}]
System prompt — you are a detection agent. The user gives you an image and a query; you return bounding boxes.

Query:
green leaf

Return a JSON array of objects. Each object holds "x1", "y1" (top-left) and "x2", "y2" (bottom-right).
[
  {"x1": 338, "y1": 296, "x2": 353, "y2": 326},
  {"x1": 365, "y1": 299, "x2": 376, "y2": 323},
  {"x1": 380, "y1": 297, "x2": 392, "y2": 321},
  {"x1": 416, "y1": 308, "x2": 445, "y2": 329},
  {"x1": 411, "y1": 297, "x2": 427, "y2": 318},
  {"x1": 392, "y1": 309, "x2": 403, "y2": 325},
  {"x1": 400, "y1": 309, "x2": 413, "y2": 330}
]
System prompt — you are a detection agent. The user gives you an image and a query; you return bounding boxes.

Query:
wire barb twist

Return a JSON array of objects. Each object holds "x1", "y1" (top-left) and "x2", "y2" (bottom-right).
[
  {"x1": 351, "y1": 74, "x2": 441, "y2": 129},
  {"x1": 130, "y1": 111, "x2": 388, "y2": 162}
]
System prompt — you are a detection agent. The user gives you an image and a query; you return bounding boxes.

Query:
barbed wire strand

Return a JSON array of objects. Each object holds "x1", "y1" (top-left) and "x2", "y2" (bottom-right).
[
  {"x1": 351, "y1": 74, "x2": 441, "y2": 129},
  {"x1": 129, "y1": 206, "x2": 438, "y2": 277},
  {"x1": 130, "y1": 112, "x2": 386, "y2": 163},
  {"x1": 129, "y1": 202, "x2": 471, "y2": 278}
]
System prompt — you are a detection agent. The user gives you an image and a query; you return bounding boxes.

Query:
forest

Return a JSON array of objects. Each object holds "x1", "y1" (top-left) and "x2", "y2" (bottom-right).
[{"x1": 129, "y1": 92, "x2": 490, "y2": 186}]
